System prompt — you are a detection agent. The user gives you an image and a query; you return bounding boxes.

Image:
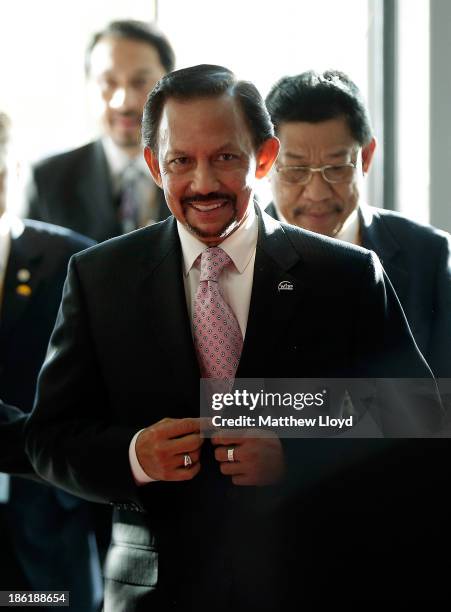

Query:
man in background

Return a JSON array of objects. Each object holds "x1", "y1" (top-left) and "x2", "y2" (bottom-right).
[
  {"x1": 265, "y1": 70, "x2": 451, "y2": 601},
  {"x1": 265, "y1": 69, "x2": 451, "y2": 385},
  {"x1": 0, "y1": 111, "x2": 101, "y2": 610},
  {"x1": 25, "y1": 20, "x2": 174, "y2": 241}
]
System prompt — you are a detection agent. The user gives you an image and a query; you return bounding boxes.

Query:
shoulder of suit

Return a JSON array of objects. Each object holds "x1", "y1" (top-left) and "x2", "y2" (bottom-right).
[
  {"x1": 274, "y1": 213, "x2": 372, "y2": 260},
  {"x1": 73, "y1": 217, "x2": 174, "y2": 266},
  {"x1": 32, "y1": 141, "x2": 100, "y2": 176},
  {"x1": 368, "y1": 206, "x2": 450, "y2": 247},
  {"x1": 22, "y1": 219, "x2": 95, "y2": 253}
]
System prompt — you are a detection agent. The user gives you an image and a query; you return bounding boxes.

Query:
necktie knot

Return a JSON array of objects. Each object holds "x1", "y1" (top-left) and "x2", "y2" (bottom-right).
[{"x1": 199, "y1": 247, "x2": 231, "y2": 283}]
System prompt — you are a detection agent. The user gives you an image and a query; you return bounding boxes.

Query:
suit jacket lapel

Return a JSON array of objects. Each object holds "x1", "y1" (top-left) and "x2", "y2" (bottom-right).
[
  {"x1": 238, "y1": 209, "x2": 305, "y2": 376},
  {"x1": 359, "y1": 205, "x2": 409, "y2": 305},
  {"x1": 76, "y1": 140, "x2": 119, "y2": 238},
  {"x1": 0, "y1": 224, "x2": 43, "y2": 342},
  {"x1": 137, "y1": 218, "x2": 200, "y2": 400}
]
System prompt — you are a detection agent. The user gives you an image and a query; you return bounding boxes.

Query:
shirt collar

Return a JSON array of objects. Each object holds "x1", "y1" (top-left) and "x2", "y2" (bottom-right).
[
  {"x1": 335, "y1": 207, "x2": 360, "y2": 245},
  {"x1": 101, "y1": 137, "x2": 149, "y2": 180},
  {"x1": 273, "y1": 202, "x2": 360, "y2": 245},
  {"x1": 177, "y1": 205, "x2": 258, "y2": 277}
]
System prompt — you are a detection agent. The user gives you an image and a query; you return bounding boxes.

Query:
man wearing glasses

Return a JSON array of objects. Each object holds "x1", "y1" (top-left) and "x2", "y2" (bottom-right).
[{"x1": 265, "y1": 70, "x2": 451, "y2": 385}]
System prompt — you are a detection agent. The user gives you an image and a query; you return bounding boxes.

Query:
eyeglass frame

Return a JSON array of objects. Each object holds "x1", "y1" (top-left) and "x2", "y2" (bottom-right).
[{"x1": 273, "y1": 159, "x2": 359, "y2": 185}]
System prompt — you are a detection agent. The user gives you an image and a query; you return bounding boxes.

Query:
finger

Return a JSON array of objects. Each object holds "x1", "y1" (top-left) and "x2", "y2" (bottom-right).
[
  {"x1": 211, "y1": 431, "x2": 245, "y2": 446},
  {"x1": 171, "y1": 461, "x2": 202, "y2": 481},
  {"x1": 170, "y1": 432, "x2": 204, "y2": 454},
  {"x1": 174, "y1": 449, "x2": 201, "y2": 468},
  {"x1": 219, "y1": 461, "x2": 245, "y2": 477},
  {"x1": 214, "y1": 446, "x2": 239, "y2": 463},
  {"x1": 164, "y1": 418, "x2": 202, "y2": 439}
]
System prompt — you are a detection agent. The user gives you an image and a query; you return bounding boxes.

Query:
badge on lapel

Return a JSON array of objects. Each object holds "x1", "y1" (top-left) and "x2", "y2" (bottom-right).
[
  {"x1": 17, "y1": 268, "x2": 31, "y2": 282},
  {"x1": 16, "y1": 284, "x2": 32, "y2": 297},
  {"x1": 277, "y1": 280, "x2": 294, "y2": 292},
  {"x1": 16, "y1": 269, "x2": 32, "y2": 296}
]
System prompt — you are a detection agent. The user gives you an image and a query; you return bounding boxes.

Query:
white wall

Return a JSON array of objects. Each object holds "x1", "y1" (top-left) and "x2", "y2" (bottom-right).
[{"x1": 0, "y1": 0, "x2": 370, "y2": 211}]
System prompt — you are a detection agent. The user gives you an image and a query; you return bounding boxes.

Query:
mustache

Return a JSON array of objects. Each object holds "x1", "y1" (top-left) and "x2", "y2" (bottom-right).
[
  {"x1": 293, "y1": 203, "x2": 343, "y2": 215},
  {"x1": 181, "y1": 192, "x2": 236, "y2": 205}
]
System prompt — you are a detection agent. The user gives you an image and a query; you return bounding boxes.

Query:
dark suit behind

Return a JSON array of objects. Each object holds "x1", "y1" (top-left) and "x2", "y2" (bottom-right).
[
  {"x1": 26, "y1": 211, "x2": 446, "y2": 608},
  {"x1": 0, "y1": 219, "x2": 101, "y2": 610},
  {"x1": 265, "y1": 201, "x2": 451, "y2": 380},
  {"x1": 25, "y1": 140, "x2": 170, "y2": 242}
]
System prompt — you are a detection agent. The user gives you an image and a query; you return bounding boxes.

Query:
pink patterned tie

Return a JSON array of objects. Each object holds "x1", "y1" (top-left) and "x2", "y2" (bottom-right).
[{"x1": 193, "y1": 247, "x2": 243, "y2": 384}]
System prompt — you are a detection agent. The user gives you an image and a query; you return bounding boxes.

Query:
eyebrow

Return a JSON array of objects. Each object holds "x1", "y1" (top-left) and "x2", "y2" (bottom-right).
[
  {"x1": 284, "y1": 148, "x2": 353, "y2": 162},
  {"x1": 165, "y1": 143, "x2": 241, "y2": 158},
  {"x1": 165, "y1": 149, "x2": 189, "y2": 157},
  {"x1": 100, "y1": 68, "x2": 156, "y2": 78}
]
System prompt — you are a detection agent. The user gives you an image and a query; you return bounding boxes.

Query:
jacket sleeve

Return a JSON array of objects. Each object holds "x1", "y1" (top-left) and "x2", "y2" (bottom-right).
[{"x1": 25, "y1": 256, "x2": 143, "y2": 510}]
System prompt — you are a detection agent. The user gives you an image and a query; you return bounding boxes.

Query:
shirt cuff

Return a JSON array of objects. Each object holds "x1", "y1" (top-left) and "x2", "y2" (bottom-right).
[{"x1": 129, "y1": 429, "x2": 158, "y2": 485}]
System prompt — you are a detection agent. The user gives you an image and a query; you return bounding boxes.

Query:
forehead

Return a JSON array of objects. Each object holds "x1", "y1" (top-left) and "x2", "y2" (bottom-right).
[
  {"x1": 89, "y1": 35, "x2": 164, "y2": 76},
  {"x1": 158, "y1": 94, "x2": 254, "y2": 154},
  {"x1": 278, "y1": 117, "x2": 356, "y2": 154}
]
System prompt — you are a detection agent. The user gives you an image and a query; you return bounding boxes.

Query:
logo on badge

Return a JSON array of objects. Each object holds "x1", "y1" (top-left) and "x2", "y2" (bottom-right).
[{"x1": 278, "y1": 281, "x2": 294, "y2": 292}]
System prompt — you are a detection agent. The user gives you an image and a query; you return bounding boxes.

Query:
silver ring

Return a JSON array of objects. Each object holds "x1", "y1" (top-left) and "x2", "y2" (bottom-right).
[
  {"x1": 227, "y1": 447, "x2": 235, "y2": 462},
  {"x1": 183, "y1": 454, "x2": 192, "y2": 468}
]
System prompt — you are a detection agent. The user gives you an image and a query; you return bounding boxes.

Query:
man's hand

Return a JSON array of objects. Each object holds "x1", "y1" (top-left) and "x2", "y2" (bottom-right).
[
  {"x1": 211, "y1": 430, "x2": 285, "y2": 486},
  {"x1": 136, "y1": 418, "x2": 203, "y2": 481}
]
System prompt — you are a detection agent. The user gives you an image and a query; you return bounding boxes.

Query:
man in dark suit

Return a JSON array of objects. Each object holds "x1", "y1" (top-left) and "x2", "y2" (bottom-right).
[
  {"x1": 24, "y1": 20, "x2": 174, "y2": 242},
  {"x1": 0, "y1": 111, "x2": 102, "y2": 609},
  {"x1": 26, "y1": 65, "x2": 444, "y2": 609},
  {"x1": 264, "y1": 70, "x2": 451, "y2": 384}
]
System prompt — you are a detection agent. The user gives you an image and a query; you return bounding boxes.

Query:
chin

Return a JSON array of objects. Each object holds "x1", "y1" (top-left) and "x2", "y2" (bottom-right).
[
  {"x1": 111, "y1": 133, "x2": 141, "y2": 150},
  {"x1": 187, "y1": 218, "x2": 238, "y2": 243}
]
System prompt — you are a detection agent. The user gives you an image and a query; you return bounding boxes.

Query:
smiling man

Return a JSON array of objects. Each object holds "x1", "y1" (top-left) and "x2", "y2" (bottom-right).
[
  {"x1": 25, "y1": 20, "x2": 174, "y2": 241},
  {"x1": 265, "y1": 70, "x2": 451, "y2": 383},
  {"x1": 26, "y1": 65, "x2": 443, "y2": 609}
]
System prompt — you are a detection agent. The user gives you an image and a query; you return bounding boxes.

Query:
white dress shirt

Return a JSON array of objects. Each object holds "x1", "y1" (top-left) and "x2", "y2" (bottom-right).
[
  {"x1": 129, "y1": 207, "x2": 259, "y2": 484},
  {"x1": 273, "y1": 202, "x2": 360, "y2": 245}
]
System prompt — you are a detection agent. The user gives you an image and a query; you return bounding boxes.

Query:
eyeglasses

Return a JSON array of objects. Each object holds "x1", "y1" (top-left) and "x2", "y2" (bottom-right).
[{"x1": 275, "y1": 161, "x2": 358, "y2": 185}]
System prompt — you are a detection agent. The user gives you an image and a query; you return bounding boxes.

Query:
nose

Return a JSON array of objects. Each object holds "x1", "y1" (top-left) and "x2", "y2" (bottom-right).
[
  {"x1": 302, "y1": 171, "x2": 333, "y2": 201},
  {"x1": 109, "y1": 87, "x2": 137, "y2": 111},
  {"x1": 191, "y1": 161, "x2": 220, "y2": 194}
]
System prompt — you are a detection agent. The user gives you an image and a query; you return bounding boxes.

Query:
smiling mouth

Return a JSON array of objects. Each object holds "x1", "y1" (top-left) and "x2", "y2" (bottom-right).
[
  {"x1": 190, "y1": 200, "x2": 230, "y2": 212},
  {"x1": 294, "y1": 206, "x2": 341, "y2": 218}
]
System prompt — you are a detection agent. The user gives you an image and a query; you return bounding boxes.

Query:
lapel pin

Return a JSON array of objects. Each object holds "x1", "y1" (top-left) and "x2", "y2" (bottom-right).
[
  {"x1": 16, "y1": 284, "x2": 32, "y2": 297},
  {"x1": 278, "y1": 280, "x2": 294, "y2": 292},
  {"x1": 17, "y1": 268, "x2": 31, "y2": 282}
]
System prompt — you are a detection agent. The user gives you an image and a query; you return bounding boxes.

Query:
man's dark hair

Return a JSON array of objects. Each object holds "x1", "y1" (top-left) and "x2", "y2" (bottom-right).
[
  {"x1": 85, "y1": 19, "x2": 175, "y2": 75},
  {"x1": 142, "y1": 64, "x2": 274, "y2": 153},
  {"x1": 265, "y1": 70, "x2": 373, "y2": 145}
]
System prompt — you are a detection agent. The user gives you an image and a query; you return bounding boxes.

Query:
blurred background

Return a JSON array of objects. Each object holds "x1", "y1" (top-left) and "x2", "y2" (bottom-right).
[{"x1": 0, "y1": 0, "x2": 449, "y2": 232}]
